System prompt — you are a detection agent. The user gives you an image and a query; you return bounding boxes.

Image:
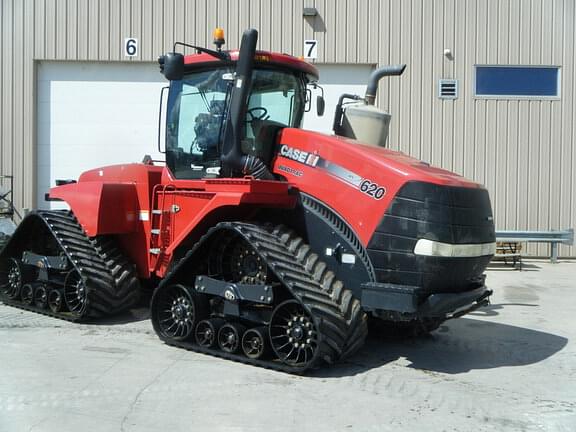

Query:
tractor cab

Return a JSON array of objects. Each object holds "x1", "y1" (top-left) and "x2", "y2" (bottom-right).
[{"x1": 159, "y1": 30, "x2": 319, "y2": 180}]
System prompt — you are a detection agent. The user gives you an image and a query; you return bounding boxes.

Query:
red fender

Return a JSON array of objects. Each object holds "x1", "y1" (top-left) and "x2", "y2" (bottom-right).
[{"x1": 49, "y1": 182, "x2": 139, "y2": 237}]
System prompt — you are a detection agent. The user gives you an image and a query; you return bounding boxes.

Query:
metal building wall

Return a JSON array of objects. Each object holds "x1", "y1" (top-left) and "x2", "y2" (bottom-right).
[{"x1": 0, "y1": 0, "x2": 574, "y2": 256}]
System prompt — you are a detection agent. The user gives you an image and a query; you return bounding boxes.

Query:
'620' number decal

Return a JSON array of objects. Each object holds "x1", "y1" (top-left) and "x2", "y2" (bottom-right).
[{"x1": 359, "y1": 179, "x2": 386, "y2": 200}]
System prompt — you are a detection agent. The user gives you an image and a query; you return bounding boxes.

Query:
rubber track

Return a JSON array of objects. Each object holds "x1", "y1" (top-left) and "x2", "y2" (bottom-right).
[
  {"x1": 156, "y1": 222, "x2": 368, "y2": 374},
  {"x1": 0, "y1": 210, "x2": 140, "y2": 322}
]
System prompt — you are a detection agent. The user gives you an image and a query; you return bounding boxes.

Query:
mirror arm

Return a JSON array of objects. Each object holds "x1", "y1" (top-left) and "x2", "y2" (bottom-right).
[{"x1": 173, "y1": 42, "x2": 231, "y2": 61}]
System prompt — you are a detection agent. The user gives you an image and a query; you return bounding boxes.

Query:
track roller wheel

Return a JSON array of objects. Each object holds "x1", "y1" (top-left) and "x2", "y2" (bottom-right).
[
  {"x1": 64, "y1": 271, "x2": 88, "y2": 317},
  {"x1": 21, "y1": 284, "x2": 34, "y2": 305},
  {"x1": 242, "y1": 326, "x2": 269, "y2": 359},
  {"x1": 230, "y1": 242, "x2": 268, "y2": 284},
  {"x1": 212, "y1": 235, "x2": 269, "y2": 284},
  {"x1": 48, "y1": 289, "x2": 64, "y2": 313},
  {"x1": 195, "y1": 318, "x2": 225, "y2": 348},
  {"x1": 151, "y1": 284, "x2": 209, "y2": 341},
  {"x1": 34, "y1": 284, "x2": 49, "y2": 309},
  {"x1": 270, "y1": 300, "x2": 319, "y2": 368},
  {"x1": 1, "y1": 258, "x2": 23, "y2": 300},
  {"x1": 218, "y1": 322, "x2": 246, "y2": 354}
]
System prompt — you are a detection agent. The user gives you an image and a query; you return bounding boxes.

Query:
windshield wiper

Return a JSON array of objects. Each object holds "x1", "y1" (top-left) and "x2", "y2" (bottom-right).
[{"x1": 173, "y1": 42, "x2": 230, "y2": 62}]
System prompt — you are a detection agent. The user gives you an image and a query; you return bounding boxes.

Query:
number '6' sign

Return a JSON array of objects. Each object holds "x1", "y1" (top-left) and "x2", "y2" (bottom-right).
[{"x1": 124, "y1": 38, "x2": 138, "y2": 57}]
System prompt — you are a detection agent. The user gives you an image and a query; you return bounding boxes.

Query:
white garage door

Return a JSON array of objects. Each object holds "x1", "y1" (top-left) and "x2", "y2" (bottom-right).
[
  {"x1": 303, "y1": 64, "x2": 374, "y2": 134},
  {"x1": 37, "y1": 62, "x2": 167, "y2": 209},
  {"x1": 37, "y1": 63, "x2": 372, "y2": 209}
]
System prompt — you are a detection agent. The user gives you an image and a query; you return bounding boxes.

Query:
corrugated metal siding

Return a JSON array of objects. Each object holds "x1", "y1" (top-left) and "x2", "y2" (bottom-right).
[{"x1": 0, "y1": 0, "x2": 574, "y2": 256}]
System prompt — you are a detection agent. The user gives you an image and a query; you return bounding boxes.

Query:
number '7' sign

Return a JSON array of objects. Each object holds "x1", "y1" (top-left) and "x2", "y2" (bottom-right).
[{"x1": 304, "y1": 40, "x2": 318, "y2": 59}]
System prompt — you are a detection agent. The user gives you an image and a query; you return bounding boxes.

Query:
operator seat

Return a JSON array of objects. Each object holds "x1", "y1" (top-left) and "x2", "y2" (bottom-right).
[{"x1": 249, "y1": 119, "x2": 286, "y2": 165}]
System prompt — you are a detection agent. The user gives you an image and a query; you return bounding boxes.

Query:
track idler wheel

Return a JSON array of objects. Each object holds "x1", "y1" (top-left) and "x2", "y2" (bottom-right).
[
  {"x1": 34, "y1": 284, "x2": 49, "y2": 309},
  {"x1": 48, "y1": 289, "x2": 64, "y2": 313},
  {"x1": 218, "y1": 322, "x2": 246, "y2": 354},
  {"x1": 270, "y1": 300, "x2": 319, "y2": 368},
  {"x1": 242, "y1": 326, "x2": 270, "y2": 359},
  {"x1": 195, "y1": 318, "x2": 225, "y2": 348},
  {"x1": 1, "y1": 258, "x2": 24, "y2": 300},
  {"x1": 21, "y1": 284, "x2": 34, "y2": 306},
  {"x1": 64, "y1": 271, "x2": 88, "y2": 317},
  {"x1": 151, "y1": 284, "x2": 209, "y2": 341}
]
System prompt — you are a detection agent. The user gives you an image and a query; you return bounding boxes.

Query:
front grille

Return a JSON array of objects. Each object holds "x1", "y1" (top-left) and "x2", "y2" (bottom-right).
[{"x1": 367, "y1": 181, "x2": 495, "y2": 293}]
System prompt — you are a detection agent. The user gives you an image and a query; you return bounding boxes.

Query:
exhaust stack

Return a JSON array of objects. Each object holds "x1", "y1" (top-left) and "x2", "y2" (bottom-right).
[
  {"x1": 364, "y1": 64, "x2": 406, "y2": 105},
  {"x1": 221, "y1": 28, "x2": 274, "y2": 179}
]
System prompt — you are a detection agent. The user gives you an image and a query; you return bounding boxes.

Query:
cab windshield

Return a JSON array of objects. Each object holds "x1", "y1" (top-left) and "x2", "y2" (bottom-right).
[{"x1": 166, "y1": 67, "x2": 306, "y2": 179}]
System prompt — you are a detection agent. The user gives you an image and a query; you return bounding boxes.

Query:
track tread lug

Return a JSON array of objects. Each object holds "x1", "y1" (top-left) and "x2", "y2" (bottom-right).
[
  {"x1": 0, "y1": 210, "x2": 140, "y2": 321},
  {"x1": 151, "y1": 221, "x2": 368, "y2": 373}
]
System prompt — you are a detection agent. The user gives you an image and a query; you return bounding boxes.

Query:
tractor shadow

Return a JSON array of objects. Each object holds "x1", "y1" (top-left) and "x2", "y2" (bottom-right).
[
  {"x1": 310, "y1": 315, "x2": 568, "y2": 378},
  {"x1": 85, "y1": 291, "x2": 154, "y2": 325},
  {"x1": 487, "y1": 261, "x2": 541, "y2": 271},
  {"x1": 85, "y1": 306, "x2": 150, "y2": 325}
]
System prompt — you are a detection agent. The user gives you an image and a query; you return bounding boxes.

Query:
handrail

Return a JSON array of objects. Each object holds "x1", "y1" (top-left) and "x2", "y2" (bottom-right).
[
  {"x1": 495, "y1": 229, "x2": 574, "y2": 263},
  {"x1": 496, "y1": 229, "x2": 573, "y2": 244}
]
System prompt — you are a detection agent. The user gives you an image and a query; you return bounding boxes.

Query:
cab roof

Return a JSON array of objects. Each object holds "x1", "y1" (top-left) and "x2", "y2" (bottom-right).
[{"x1": 183, "y1": 50, "x2": 319, "y2": 80}]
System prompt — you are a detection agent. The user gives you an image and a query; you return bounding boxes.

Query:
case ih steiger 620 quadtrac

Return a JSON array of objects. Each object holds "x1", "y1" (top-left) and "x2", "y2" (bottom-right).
[{"x1": 0, "y1": 29, "x2": 495, "y2": 373}]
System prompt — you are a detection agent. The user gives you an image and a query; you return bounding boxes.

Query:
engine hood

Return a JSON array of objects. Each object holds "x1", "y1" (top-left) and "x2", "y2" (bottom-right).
[{"x1": 272, "y1": 128, "x2": 487, "y2": 245}]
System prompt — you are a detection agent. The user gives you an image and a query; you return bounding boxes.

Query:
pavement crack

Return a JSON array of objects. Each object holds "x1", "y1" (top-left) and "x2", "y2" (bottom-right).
[
  {"x1": 119, "y1": 356, "x2": 182, "y2": 432},
  {"x1": 28, "y1": 416, "x2": 48, "y2": 432}
]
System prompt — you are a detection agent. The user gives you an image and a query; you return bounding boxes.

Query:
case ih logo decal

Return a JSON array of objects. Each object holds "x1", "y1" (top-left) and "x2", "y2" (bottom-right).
[
  {"x1": 279, "y1": 145, "x2": 319, "y2": 167},
  {"x1": 277, "y1": 144, "x2": 386, "y2": 200}
]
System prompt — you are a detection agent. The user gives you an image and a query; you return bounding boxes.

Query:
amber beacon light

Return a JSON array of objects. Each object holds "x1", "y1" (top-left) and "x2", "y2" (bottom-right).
[{"x1": 213, "y1": 28, "x2": 225, "y2": 50}]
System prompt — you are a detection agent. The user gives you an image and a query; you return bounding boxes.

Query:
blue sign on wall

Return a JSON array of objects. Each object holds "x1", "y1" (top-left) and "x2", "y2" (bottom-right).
[{"x1": 475, "y1": 66, "x2": 559, "y2": 97}]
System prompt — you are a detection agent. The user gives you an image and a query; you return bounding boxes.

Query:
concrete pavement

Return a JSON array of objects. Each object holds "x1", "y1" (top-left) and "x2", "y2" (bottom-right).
[{"x1": 1, "y1": 260, "x2": 575, "y2": 431}]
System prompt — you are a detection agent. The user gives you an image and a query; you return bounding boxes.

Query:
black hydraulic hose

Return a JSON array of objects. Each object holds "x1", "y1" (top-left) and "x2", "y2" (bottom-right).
[{"x1": 364, "y1": 64, "x2": 406, "y2": 105}]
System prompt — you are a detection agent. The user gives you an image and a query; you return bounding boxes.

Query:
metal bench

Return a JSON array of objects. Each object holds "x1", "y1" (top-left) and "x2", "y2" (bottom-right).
[
  {"x1": 0, "y1": 175, "x2": 13, "y2": 218},
  {"x1": 495, "y1": 229, "x2": 574, "y2": 265}
]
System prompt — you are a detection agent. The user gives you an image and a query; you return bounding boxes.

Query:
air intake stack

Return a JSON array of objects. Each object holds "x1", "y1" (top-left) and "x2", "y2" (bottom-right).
[{"x1": 334, "y1": 64, "x2": 406, "y2": 148}]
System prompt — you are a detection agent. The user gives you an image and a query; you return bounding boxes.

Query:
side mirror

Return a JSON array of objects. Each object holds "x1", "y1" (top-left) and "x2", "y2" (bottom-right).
[
  {"x1": 304, "y1": 88, "x2": 312, "y2": 112},
  {"x1": 159, "y1": 53, "x2": 184, "y2": 80},
  {"x1": 316, "y1": 96, "x2": 325, "y2": 116}
]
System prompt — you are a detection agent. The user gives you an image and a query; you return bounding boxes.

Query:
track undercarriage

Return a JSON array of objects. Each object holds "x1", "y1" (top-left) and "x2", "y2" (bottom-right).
[
  {"x1": 0, "y1": 211, "x2": 140, "y2": 321},
  {"x1": 151, "y1": 222, "x2": 368, "y2": 373}
]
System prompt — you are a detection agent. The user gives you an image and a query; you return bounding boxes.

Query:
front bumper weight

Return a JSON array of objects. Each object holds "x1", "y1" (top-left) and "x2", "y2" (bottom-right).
[{"x1": 360, "y1": 282, "x2": 492, "y2": 319}]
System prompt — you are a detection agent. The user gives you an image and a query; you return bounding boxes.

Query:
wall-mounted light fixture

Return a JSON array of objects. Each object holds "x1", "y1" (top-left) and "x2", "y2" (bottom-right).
[{"x1": 303, "y1": 7, "x2": 318, "y2": 17}]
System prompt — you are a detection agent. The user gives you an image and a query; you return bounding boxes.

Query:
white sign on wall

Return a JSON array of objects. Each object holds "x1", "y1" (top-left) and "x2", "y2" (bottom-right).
[
  {"x1": 124, "y1": 38, "x2": 138, "y2": 57},
  {"x1": 304, "y1": 40, "x2": 318, "y2": 59}
]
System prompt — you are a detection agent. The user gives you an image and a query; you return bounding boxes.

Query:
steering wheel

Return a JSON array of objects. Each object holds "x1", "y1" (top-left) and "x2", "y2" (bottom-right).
[{"x1": 246, "y1": 107, "x2": 269, "y2": 121}]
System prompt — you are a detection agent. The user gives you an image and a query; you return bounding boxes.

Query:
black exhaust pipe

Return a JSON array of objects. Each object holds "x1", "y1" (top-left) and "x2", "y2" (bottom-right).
[
  {"x1": 364, "y1": 64, "x2": 406, "y2": 105},
  {"x1": 221, "y1": 28, "x2": 273, "y2": 180}
]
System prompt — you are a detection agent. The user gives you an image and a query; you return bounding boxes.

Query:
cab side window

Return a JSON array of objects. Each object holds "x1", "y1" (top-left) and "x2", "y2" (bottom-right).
[{"x1": 166, "y1": 69, "x2": 231, "y2": 179}]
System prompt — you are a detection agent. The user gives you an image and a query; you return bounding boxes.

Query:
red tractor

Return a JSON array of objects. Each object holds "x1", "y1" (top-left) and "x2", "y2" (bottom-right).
[{"x1": 0, "y1": 29, "x2": 495, "y2": 372}]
